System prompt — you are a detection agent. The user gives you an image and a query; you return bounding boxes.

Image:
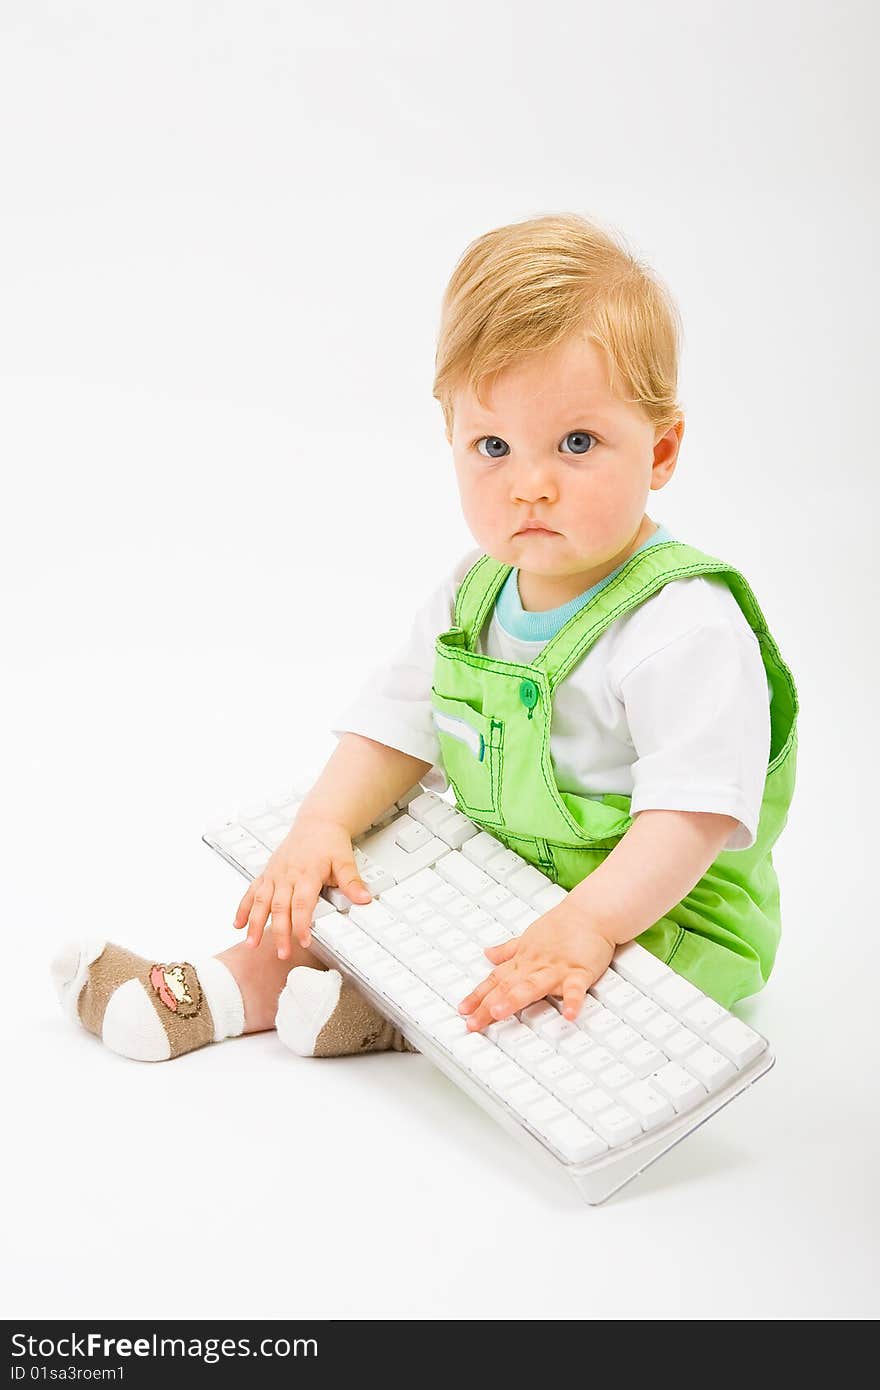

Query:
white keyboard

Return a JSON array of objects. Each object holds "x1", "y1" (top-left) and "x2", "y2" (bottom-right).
[{"x1": 203, "y1": 782, "x2": 774, "y2": 1205}]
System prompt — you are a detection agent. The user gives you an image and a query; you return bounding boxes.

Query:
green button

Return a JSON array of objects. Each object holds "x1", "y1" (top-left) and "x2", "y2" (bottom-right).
[{"x1": 519, "y1": 679, "x2": 539, "y2": 711}]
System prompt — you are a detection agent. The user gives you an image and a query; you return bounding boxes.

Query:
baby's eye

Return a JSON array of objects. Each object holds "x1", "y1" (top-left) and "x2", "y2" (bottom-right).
[
  {"x1": 475, "y1": 436, "x2": 510, "y2": 459},
  {"x1": 474, "y1": 432, "x2": 597, "y2": 459},
  {"x1": 560, "y1": 431, "x2": 597, "y2": 455}
]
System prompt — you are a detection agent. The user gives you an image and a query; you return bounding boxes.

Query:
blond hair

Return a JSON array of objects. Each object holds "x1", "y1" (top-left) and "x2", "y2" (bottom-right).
[{"x1": 433, "y1": 212, "x2": 684, "y2": 440}]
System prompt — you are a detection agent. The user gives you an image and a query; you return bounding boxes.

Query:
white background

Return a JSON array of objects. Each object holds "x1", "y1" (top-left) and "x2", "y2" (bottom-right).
[{"x1": 3, "y1": 0, "x2": 878, "y2": 1320}]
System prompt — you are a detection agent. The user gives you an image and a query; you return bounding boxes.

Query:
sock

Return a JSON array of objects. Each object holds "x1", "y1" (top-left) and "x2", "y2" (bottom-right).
[
  {"x1": 275, "y1": 966, "x2": 419, "y2": 1058},
  {"x1": 50, "y1": 939, "x2": 245, "y2": 1062}
]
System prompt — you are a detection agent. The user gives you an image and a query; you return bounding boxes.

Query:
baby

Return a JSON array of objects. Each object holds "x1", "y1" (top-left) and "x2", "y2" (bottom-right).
[{"x1": 51, "y1": 212, "x2": 799, "y2": 1065}]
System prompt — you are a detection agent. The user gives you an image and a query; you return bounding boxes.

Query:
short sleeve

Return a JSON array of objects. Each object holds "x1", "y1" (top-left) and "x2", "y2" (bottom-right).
[
  {"x1": 327, "y1": 546, "x2": 482, "y2": 794},
  {"x1": 619, "y1": 621, "x2": 771, "y2": 850}
]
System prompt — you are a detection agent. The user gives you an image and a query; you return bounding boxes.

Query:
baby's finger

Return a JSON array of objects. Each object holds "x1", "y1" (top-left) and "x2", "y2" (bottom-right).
[
  {"x1": 268, "y1": 880, "x2": 296, "y2": 961},
  {"x1": 291, "y1": 875, "x2": 322, "y2": 951},
  {"x1": 246, "y1": 876, "x2": 275, "y2": 948},
  {"x1": 560, "y1": 970, "x2": 591, "y2": 1021},
  {"x1": 483, "y1": 939, "x2": 518, "y2": 965},
  {"x1": 457, "y1": 969, "x2": 503, "y2": 1016},
  {"x1": 482, "y1": 965, "x2": 558, "y2": 1024},
  {"x1": 233, "y1": 885, "x2": 255, "y2": 930},
  {"x1": 333, "y1": 858, "x2": 372, "y2": 904}
]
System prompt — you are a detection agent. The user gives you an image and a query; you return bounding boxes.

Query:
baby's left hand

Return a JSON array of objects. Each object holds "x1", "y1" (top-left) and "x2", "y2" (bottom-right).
[{"x1": 457, "y1": 901, "x2": 616, "y2": 1032}]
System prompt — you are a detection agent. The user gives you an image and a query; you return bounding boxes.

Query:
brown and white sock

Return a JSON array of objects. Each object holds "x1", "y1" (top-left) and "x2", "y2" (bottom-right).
[
  {"x1": 50, "y1": 939, "x2": 245, "y2": 1061},
  {"x1": 275, "y1": 966, "x2": 419, "y2": 1058}
]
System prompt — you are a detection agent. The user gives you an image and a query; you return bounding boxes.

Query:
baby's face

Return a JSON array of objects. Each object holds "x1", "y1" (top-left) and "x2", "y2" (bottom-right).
[{"x1": 450, "y1": 333, "x2": 682, "y2": 602}]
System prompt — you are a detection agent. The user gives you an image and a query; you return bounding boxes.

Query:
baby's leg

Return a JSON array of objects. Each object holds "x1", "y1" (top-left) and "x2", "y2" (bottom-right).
[
  {"x1": 52, "y1": 924, "x2": 417, "y2": 1060},
  {"x1": 275, "y1": 965, "x2": 418, "y2": 1058},
  {"x1": 51, "y1": 926, "x2": 327, "y2": 1062}
]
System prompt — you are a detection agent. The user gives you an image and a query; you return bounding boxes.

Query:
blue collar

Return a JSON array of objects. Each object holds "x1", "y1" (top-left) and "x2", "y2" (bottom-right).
[{"x1": 495, "y1": 524, "x2": 675, "y2": 642}]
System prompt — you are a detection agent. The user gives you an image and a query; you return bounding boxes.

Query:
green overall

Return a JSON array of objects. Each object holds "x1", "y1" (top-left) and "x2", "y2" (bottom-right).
[{"x1": 430, "y1": 540, "x2": 799, "y2": 1010}]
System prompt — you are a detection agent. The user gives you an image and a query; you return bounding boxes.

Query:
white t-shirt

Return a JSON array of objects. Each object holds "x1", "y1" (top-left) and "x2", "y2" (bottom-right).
[{"x1": 330, "y1": 533, "x2": 772, "y2": 851}]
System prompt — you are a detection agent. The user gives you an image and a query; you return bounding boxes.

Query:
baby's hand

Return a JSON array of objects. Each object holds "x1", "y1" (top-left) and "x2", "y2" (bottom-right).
[
  {"x1": 232, "y1": 814, "x2": 372, "y2": 958},
  {"x1": 457, "y1": 902, "x2": 616, "y2": 1032}
]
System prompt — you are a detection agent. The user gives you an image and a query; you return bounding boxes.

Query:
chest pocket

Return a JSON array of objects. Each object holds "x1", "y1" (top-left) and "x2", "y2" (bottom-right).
[{"x1": 430, "y1": 689, "x2": 504, "y2": 826}]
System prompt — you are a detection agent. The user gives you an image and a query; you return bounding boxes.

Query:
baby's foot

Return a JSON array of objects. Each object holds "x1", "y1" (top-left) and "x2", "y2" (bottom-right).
[
  {"x1": 275, "y1": 966, "x2": 419, "y2": 1058},
  {"x1": 50, "y1": 939, "x2": 245, "y2": 1061}
]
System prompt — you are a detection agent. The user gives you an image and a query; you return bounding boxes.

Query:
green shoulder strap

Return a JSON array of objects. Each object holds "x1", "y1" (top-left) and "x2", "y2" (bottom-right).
[{"x1": 451, "y1": 540, "x2": 799, "y2": 771}]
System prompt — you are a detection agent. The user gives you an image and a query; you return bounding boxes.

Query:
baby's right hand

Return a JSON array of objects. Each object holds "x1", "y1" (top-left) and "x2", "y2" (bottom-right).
[{"x1": 232, "y1": 815, "x2": 372, "y2": 958}]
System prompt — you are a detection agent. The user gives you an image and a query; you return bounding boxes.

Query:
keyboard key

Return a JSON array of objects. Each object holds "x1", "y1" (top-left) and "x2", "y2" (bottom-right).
[
  {"x1": 589, "y1": 969, "x2": 627, "y2": 1003},
  {"x1": 605, "y1": 1023, "x2": 642, "y2": 1055},
  {"x1": 427, "y1": 883, "x2": 459, "y2": 908},
  {"x1": 554, "y1": 1069, "x2": 594, "y2": 1101},
  {"x1": 651, "y1": 1062, "x2": 707, "y2": 1113},
  {"x1": 643, "y1": 1010, "x2": 679, "y2": 1044},
  {"x1": 396, "y1": 938, "x2": 434, "y2": 967},
  {"x1": 622, "y1": 1040, "x2": 666, "y2": 1079},
  {"x1": 403, "y1": 867, "x2": 448, "y2": 897},
  {"x1": 477, "y1": 883, "x2": 517, "y2": 913},
  {"x1": 590, "y1": 1105, "x2": 642, "y2": 1147},
  {"x1": 708, "y1": 1016, "x2": 766, "y2": 1068},
  {"x1": 349, "y1": 901, "x2": 397, "y2": 932},
  {"x1": 665, "y1": 1026, "x2": 702, "y2": 1061},
  {"x1": 433, "y1": 811, "x2": 480, "y2": 850},
  {"x1": 435, "y1": 926, "x2": 468, "y2": 952},
  {"x1": 405, "y1": 791, "x2": 445, "y2": 825},
  {"x1": 682, "y1": 997, "x2": 729, "y2": 1037},
  {"x1": 449, "y1": 1033, "x2": 494, "y2": 1066},
  {"x1": 462, "y1": 831, "x2": 508, "y2": 870},
  {"x1": 423, "y1": 1006, "x2": 464, "y2": 1034},
  {"x1": 684, "y1": 1044, "x2": 736, "y2": 1092},
  {"x1": 428, "y1": 1011, "x2": 469, "y2": 1045},
  {"x1": 482, "y1": 848, "x2": 530, "y2": 882},
  {"x1": 494, "y1": 1021, "x2": 538, "y2": 1058},
  {"x1": 618, "y1": 1081, "x2": 675, "y2": 1131},
  {"x1": 534, "y1": 1054, "x2": 575, "y2": 1085},
  {"x1": 612, "y1": 942, "x2": 672, "y2": 991},
  {"x1": 520, "y1": 1002, "x2": 559, "y2": 1031},
  {"x1": 469, "y1": 1047, "x2": 508, "y2": 1079},
  {"x1": 518, "y1": 1041, "x2": 559, "y2": 1078},
  {"x1": 435, "y1": 974, "x2": 473, "y2": 1007},
  {"x1": 531, "y1": 884, "x2": 569, "y2": 913},
  {"x1": 494, "y1": 898, "x2": 535, "y2": 927},
  {"x1": 451, "y1": 941, "x2": 487, "y2": 969},
  {"x1": 371, "y1": 963, "x2": 415, "y2": 993},
  {"x1": 424, "y1": 961, "x2": 460, "y2": 987},
  {"x1": 492, "y1": 1063, "x2": 535, "y2": 1100},
  {"x1": 545, "y1": 1115, "x2": 608, "y2": 1163},
  {"x1": 573, "y1": 996, "x2": 603, "y2": 1026},
  {"x1": 526, "y1": 1096, "x2": 570, "y2": 1130},
  {"x1": 394, "y1": 818, "x2": 435, "y2": 852},
  {"x1": 652, "y1": 974, "x2": 705, "y2": 1016},
  {"x1": 504, "y1": 1078, "x2": 546, "y2": 1109},
  {"x1": 475, "y1": 922, "x2": 508, "y2": 946},
  {"x1": 597, "y1": 1062, "x2": 638, "y2": 1092},
  {"x1": 602, "y1": 982, "x2": 641, "y2": 1012},
  {"x1": 583, "y1": 1008, "x2": 619, "y2": 1042},
  {"x1": 381, "y1": 882, "x2": 422, "y2": 913},
  {"x1": 400, "y1": 901, "x2": 436, "y2": 927},
  {"x1": 535, "y1": 1014, "x2": 581, "y2": 1046},
  {"x1": 620, "y1": 995, "x2": 660, "y2": 1029},
  {"x1": 437, "y1": 852, "x2": 495, "y2": 899},
  {"x1": 558, "y1": 1032, "x2": 595, "y2": 1061},
  {"x1": 576, "y1": 1045, "x2": 616, "y2": 1078},
  {"x1": 507, "y1": 863, "x2": 556, "y2": 903},
  {"x1": 420, "y1": 914, "x2": 452, "y2": 941},
  {"x1": 571, "y1": 1086, "x2": 616, "y2": 1121}
]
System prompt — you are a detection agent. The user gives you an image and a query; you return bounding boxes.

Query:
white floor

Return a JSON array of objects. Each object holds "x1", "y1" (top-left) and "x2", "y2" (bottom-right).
[{"x1": 4, "y1": 654, "x2": 878, "y2": 1319}]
